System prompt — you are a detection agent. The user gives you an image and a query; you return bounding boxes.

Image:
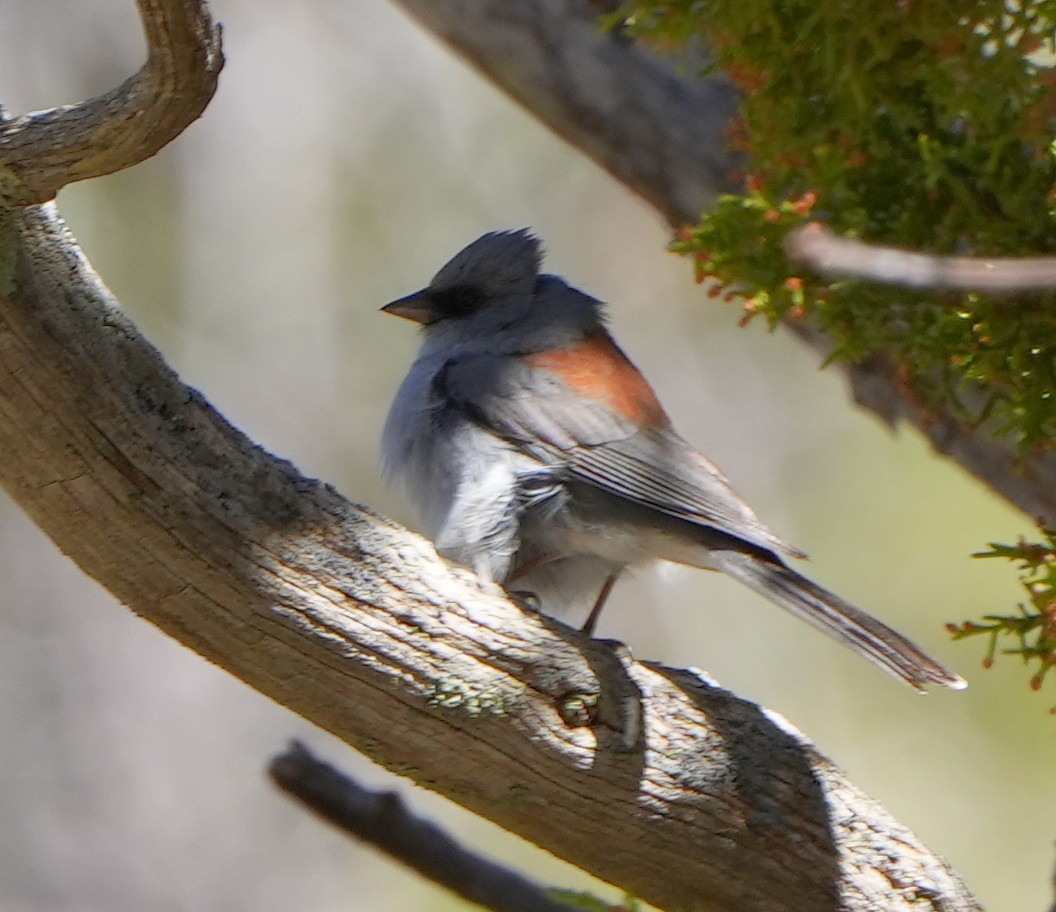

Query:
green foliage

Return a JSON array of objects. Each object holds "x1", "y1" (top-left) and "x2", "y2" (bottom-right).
[
  {"x1": 617, "y1": 0, "x2": 1056, "y2": 447},
  {"x1": 611, "y1": 0, "x2": 1056, "y2": 700},
  {"x1": 952, "y1": 530, "x2": 1056, "y2": 704}
]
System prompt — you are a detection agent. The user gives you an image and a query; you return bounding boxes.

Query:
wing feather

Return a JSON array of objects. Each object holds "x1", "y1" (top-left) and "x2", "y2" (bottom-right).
[{"x1": 438, "y1": 352, "x2": 803, "y2": 559}]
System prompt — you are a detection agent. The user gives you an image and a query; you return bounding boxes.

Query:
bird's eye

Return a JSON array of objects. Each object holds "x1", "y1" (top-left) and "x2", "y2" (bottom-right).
[{"x1": 429, "y1": 284, "x2": 486, "y2": 319}]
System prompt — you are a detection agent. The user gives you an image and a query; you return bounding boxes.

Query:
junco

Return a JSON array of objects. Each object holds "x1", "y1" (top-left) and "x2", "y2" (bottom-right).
[{"x1": 381, "y1": 229, "x2": 965, "y2": 691}]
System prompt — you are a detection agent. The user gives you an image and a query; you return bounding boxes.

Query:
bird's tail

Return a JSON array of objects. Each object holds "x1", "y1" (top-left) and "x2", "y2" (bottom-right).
[{"x1": 714, "y1": 551, "x2": 966, "y2": 691}]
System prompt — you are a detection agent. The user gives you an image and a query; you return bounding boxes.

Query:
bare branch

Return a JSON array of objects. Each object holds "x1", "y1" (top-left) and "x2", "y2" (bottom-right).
[
  {"x1": 270, "y1": 742, "x2": 584, "y2": 912},
  {"x1": 788, "y1": 223, "x2": 1056, "y2": 292},
  {"x1": 392, "y1": 0, "x2": 741, "y2": 223},
  {"x1": 0, "y1": 0, "x2": 223, "y2": 206}
]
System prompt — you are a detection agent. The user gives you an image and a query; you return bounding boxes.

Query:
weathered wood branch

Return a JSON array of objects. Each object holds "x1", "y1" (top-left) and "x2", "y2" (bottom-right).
[
  {"x1": 391, "y1": 0, "x2": 741, "y2": 224},
  {"x1": 0, "y1": 1, "x2": 980, "y2": 911},
  {"x1": 389, "y1": 0, "x2": 1056, "y2": 524},
  {"x1": 0, "y1": 205, "x2": 982, "y2": 911},
  {"x1": 0, "y1": 0, "x2": 222, "y2": 207}
]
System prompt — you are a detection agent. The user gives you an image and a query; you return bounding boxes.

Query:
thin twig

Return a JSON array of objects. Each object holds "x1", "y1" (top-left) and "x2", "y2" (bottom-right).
[
  {"x1": 269, "y1": 742, "x2": 586, "y2": 912},
  {"x1": 788, "y1": 223, "x2": 1056, "y2": 293}
]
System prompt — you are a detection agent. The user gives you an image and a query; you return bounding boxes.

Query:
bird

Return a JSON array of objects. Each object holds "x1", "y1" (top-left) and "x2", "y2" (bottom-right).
[{"x1": 380, "y1": 229, "x2": 966, "y2": 691}]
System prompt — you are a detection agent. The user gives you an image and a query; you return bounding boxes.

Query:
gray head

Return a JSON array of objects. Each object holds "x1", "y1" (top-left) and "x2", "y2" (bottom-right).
[
  {"x1": 381, "y1": 229, "x2": 603, "y2": 354},
  {"x1": 381, "y1": 230, "x2": 543, "y2": 326}
]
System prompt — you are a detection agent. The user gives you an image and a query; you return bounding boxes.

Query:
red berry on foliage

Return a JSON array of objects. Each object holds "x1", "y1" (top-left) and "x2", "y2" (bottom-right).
[{"x1": 791, "y1": 192, "x2": 818, "y2": 216}]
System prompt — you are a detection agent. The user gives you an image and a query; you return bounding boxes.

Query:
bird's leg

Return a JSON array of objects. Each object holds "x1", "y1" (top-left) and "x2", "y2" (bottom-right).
[
  {"x1": 503, "y1": 551, "x2": 562, "y2": 611},
  {"x1": 581, "y1": 571, "x2": 621, "y2": 638}
]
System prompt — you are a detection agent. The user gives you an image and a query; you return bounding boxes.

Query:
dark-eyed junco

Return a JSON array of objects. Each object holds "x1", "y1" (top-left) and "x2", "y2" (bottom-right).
[{"x1": 381, "y1": 229, "x2": 965, "y2": 691}]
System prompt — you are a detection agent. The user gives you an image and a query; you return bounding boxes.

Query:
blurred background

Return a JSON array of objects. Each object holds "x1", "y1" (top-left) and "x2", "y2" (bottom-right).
[{"x1": 0, "y1": 2, "x2": 1052, "y2": 909}]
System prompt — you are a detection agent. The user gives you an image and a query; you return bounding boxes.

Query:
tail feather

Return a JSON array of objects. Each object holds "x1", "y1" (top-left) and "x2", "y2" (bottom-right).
[{"x1": 714, "y1": 551, "x2": 966, "y2": 692}]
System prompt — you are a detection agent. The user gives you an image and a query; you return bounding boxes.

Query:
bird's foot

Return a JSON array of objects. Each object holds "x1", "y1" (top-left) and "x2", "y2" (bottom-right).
[{"x1": 507, "y1": 589, "x2": 542, "y2": 612}]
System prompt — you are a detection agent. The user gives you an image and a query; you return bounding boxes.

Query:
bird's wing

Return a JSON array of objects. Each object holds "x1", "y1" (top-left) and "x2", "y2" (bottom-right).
[{"x1": 437, "y1": 337, "x2": 803, "y2": 560}]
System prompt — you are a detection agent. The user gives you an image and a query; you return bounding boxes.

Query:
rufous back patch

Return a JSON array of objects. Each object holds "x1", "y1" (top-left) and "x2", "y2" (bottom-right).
[{"x1": 526, "y1": 329, "x2": 670, "y2": 429}]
